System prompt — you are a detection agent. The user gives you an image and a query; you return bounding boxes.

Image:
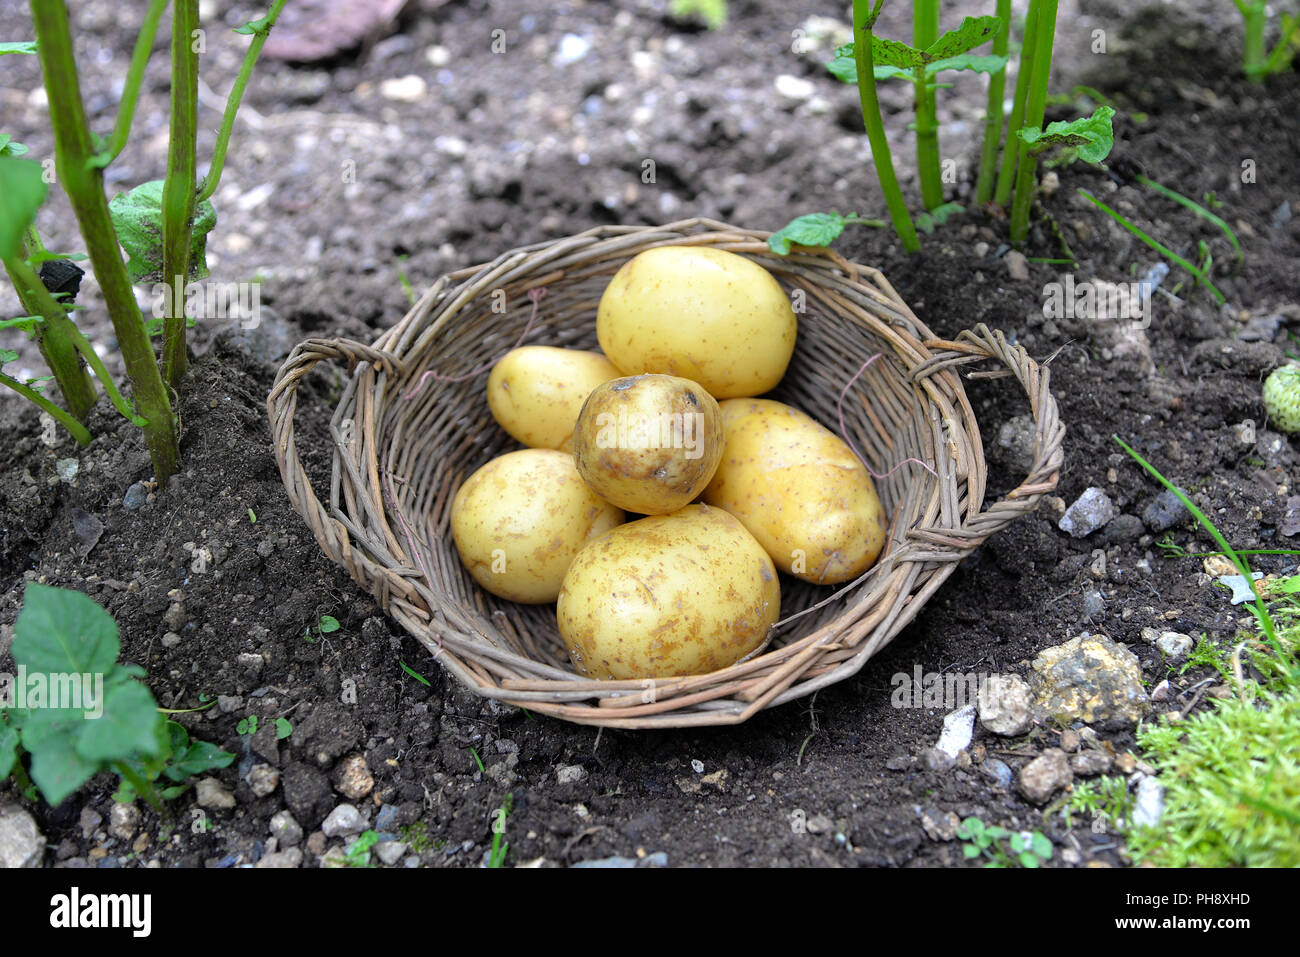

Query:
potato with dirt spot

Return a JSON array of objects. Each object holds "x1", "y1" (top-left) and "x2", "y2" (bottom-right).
[
  {"x1": 702, "y1": 398, "x2": 886, "y2": 585},
  {"x1": 450, "y1": 449, "x2": 624, "y2": 603},
  {"x1": 572, "y1": 373, "x2": 724, "y2": 515},
  {"x1": 557, "y1": 504, "x2": 780, "y2": 679},
  {"x1": 596, "y1": 246, "x2": 798, "y2": 399},
  {"x1": 487, "y1": 346, "x2": 622, "y2": 451}
]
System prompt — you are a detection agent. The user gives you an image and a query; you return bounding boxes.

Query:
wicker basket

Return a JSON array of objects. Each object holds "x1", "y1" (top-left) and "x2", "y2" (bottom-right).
[{"x1": 268, "y1": 218, "x2": 1064, "y2": 729}]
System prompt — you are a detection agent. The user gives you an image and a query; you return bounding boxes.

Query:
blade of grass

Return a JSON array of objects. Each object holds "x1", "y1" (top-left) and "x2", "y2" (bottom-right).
[
  {"x1": 1135, "y1": 174, "x2": 1243, "y2": 270},
  {"x1": 1079, "y1": 189, "x2": 1226, "y2": 305}
]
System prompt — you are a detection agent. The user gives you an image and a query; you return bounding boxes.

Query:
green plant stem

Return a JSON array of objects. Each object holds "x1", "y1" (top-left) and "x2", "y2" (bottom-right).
[
  {"x1": 993, "y1": 0, "x2": 1039, "y2": 207},
  {"x1": 1135, "y1": 174, "x2": 1243, "y2": 269},
  {"x1": 0, "y1": 369, "x2": 92, "y2": 445},
  {"x1": 853, "y1": 0, "x2": 920, "y2": 254},
  {"x1": 913, "y1": 0, "x2": 943, "y2": 210},
  {"x1": 30, "y1": 0, "x2": 180, "y2": 481},
  {"x1": 106, "y1": 0, "x2": 169, "y2": 160},
  {"x1": 1238, "y1": 1, "x2": 1267, "y2": 81},
  {"x1": 160, "y1": 0, "x2": 200, "y2": 389},
  {"x1": 1009, "y1": 0, "x2": 1059, "y2": 245},
  {"x1": 1077, "y1": 189, "x2": 1226, "y2": 304},
  {"x1": 975, "y1": 0, "x2": 1011, "y2": 204},
  {"x1": 2, "y1": 257, "x2": 97, "y2": 422},
  {"x1": 112, "y1": 759, "x2": 164, "y2": 814},
  {"x1": 196, "y1": 0, "x2": 289, "y2": 204}
]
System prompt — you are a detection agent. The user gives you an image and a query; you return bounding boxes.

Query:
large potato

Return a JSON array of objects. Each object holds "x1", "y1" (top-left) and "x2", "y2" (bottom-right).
[
  {"x1": 487, "y1": 346, "x2": 622, "y2": 451},
  {"x1": 557, "y1": 504, "x2": 780, "y2": 679},
  {"x1": 702, "y1": 398, "x2": 886, "y2": 585},
  {"x1": 450, "y1": 449, "x2": 624, "y2": 603},
  {"x1": 596, "y1": 246, "x2": 797, "y2": 399},
  {"x1": 572, "y1": 373, "x2": 724, "y2": 515}
]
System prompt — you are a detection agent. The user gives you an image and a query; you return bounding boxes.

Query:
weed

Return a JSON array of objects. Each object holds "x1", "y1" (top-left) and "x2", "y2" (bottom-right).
[{"x1": 957, "y1": 817, "x2": 1053, "y2": 868}]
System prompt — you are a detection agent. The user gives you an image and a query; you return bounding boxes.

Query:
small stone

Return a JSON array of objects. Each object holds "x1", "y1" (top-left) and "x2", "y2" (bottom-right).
[
  {"x1": 554, "y1": 33, "x2": 591, "y2": 66},
  {"x1": 1040, "y1": 170, "x2": 1060, "y2": 198},
  {"x1": 305, "y1": 831, "x2": 327, "y2": 856},
  {"x1": 217, "y1": 694, "x2": 244, "y2": 714},
  {"x1": 122, "y1": 481, "x2": 150, "y2": 509},
  {"x1": 1150, "y1": 679, "x2": 1173, "y2": 702},
  {"x1": 161, "y1": 631, "x2": 182, "y2": 648},
  {"x1": 1101, "y1": 514, "x2": 1145, "y2": 545},
  {"x1": 1017, "y1": 748, "x2": 1073, "y2": 804},
  {"x1": 996, "y1": 414, "x2": 1036, "y2": 474},
  {"x1": 1058, "y1": 729, "x2": 1081, "y2": 752},
  {"x1": 108, "y1": 803, "x2": 139, "y2": 841},
  {"x1": 425, "y1": 44, "x2": 450, "y2": 67},
  {"x1": 690, "y1": 759, "x2": 705, "y2": 773},
  {"x1": 1219, "y1": 573, "x2": 1264, "y2": 605},
  {"x1": 979, "y1": 758, "x2": 1013, "y2": 789},
  {"x1": 1114, "y1": 752, "x2": 1138, "y2": 774},
  {"x1": 334, "y1": 755, "x2": 375, "y2": 801},
  {"x1": 195, "y1": 777, "x2": 236, "y2": 810},
  {"x1": 1082, "y1": 589, "x2": 1106, "y2": 620},
  {"x1": 270, "y1": 811, "x2": 303, "y2": 847},
  {"x1": 1029, "y1": 634, "x2": 1148, "y2": 725},
  {"x1": 701, "y1": 769, "x2": 729, "y2": 791},
  {"x1": 1004, "y1": 250, "x2": 1030, "y2": 281},
  {"x1": 1059, "y1": 487, "x2": 1119, "y2": 538},
  {"x1": 774, "y1": 74, "x2": 815, "y2": 101},
  {"x1": 1142, "y1": 489, "x2": 1191, "y2": 533},
  {"x1": 936, "y1": 705, "x2": 976, "y2": 757},
  {"x1": 256, "y1": 848, "x2": 303, "y2": 868},
  {"x1": 1070, "y1": 750, "x2": 1113, "y2": 776},
  {"x1": 236, "y1": 652, "x2": 264, "y2": 676},
  {"x1": 375, "y1": 841, "x2": 407, "y2": 866},
  {"x1": 1155, "y1": 632, "x2": 1194, "y2": 659},
  {"x1": 0, "y1": 804, "x2": 46, "y2": 868},
  {"x1": 79, "y1": 807, "x2": 103, "y2": 841},
  {"x1": 248, "y1": 764, "x2": 280, "y2": 798},
  {"x1": 56, "y1": 458, "x2": 79, "y2": 483},
  {"x1": 379, "y1": 75, "x2": 427, "y2": 102},
  {"x1": 918, "y1": 807, "x2": 960, "y2": 842},
  {"x1": 1131, "y1": 775, "x2": 1164, "y2": 827},
  {"x1": 885, "y1": 755, "x2": 911, "y2": 771},
  {"x1": 163, "y1": 602, "x2": 186, "y2": 631},
  {"x1": 556, "y1": 764, "x2": 587, "y2": 785},
  {"x1": 805, "y1": 814, "x2": 834, "y2": 834},
  {"x1": 977, "y1": 674, "x2": 1033, "y2": 736},
  {"x1": 321, "y1": 804, "x2": 366, "y2": 838},
  {"x1": 920, "y1": 747, "x2": 956, "y2": 772}
]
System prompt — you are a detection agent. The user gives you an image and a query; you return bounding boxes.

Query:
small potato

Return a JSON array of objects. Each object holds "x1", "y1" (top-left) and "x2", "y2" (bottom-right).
[
  {"x1": 572, "y1": 373, "x2": 724, "y2": 515},
  {"x1": 450, "y1": 449, "x2": 624, "y2": 603},
  {"x1": 596, "y1": 246, "x2": 798, "y2": 399},
  {"x1": 702, "y1": 398, "x2": 886, "y2": 585},
  {"x1": 557, "y1": 504, "x2": 780, "y2": 679},
  {"x1": 487, "y1": 346, "x2": 622, "y2": 451}
]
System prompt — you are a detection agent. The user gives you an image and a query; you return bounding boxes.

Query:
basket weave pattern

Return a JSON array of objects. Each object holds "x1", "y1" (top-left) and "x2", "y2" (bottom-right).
[{"x1": 269, "y1": 219, "x2": 1064, "y2": 728}]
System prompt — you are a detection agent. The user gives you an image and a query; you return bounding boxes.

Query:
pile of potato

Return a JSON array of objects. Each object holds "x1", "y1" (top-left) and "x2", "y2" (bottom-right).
[{"x1": 450, "y1": 246, "x2": 886, "y2": 680}]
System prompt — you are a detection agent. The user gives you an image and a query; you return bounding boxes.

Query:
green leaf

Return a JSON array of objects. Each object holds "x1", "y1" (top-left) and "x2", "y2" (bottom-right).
[
  {"x1": 0, "y1": 41, "x2": 38, "y2": 56},
  {"x1": 13, "y1": 583, "x2": 121, "y2": 677},
  {"x1": 825, "y1": 47, "x2": 915, "y2": 83},
  {"x1": 0, "y1": 722, "x2": 19, "y2": 779},
  {"x1": 319, "y1": 615, "x2": 341, "y2": 634},
  {"x1": 916, "y1": 202, "x2": 964, "y2": 234},
  {"x1": 962, "y1": 843, "x2": 982, "y2": 858},
  {"x1": 1032, "y1": 832, "x2": 1054, "y2": 859},
  {"x1": 873, "y1": 35, "x2": 924, "y2": 69},
  {"x1": 926, "y1": 53, "x2": 1008, "y2": 76},
  {"x1": 162, "y1": 740, "x2": 235, "y2": 782},
  {"x1": 275, "y1": 717, "x2": 293, "y2": 740},
  {"x1": 0, "y1": 156, "x2": 47, "y2": 261},
  {"x1": 107, "y1": 180, "x2": 217, "y2": 283},
  {"x1": 1018, "y1": 106, "x2": 1116, "y2": 164},
  {"x1": 669, "y1": 0, "x2": 727, "y2": 30},
  {"x1": 1, "y1": 347, "x2": 18, "y2": 366},
  {"x1": 1273, "y1": 575, "x2": 1300, "y2": 595},
  {"x1": 1020, "y1": 851, "x2": 1039, "y2": 868},
  {"x1": 768, "y1": 212, "x2": 850, "y2": 254},
  {"x1": 233, "y1": 14, "x2": 274, "y2": 35},
  {"x1": 400, "y1": 660, "x2": 430, "y2": 686},
  {"x1": 0, "y1": 134, "x2": 30, "y2": 157},
  {"x1": 237, "y1": 715, "x2": 258, "y2": 736},
  {"x1": 75, "y1": 678, "x2": 164, "y2": 762},
  {"x1": 21, "y1": 709, "x2": 100, "y2": 805},
  {"x1": 924, "y1": 16, "x2": 1002, "y2": 61}
]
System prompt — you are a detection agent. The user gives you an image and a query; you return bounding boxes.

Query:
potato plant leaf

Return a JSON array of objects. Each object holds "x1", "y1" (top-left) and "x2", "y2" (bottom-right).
[
  {"x1": 768, "y1": 212, "x2": 883, "y2": 255},
  {"x1": 0, "y1": 723, "x2": 18, "y2": 779},
  {"x1": 829, "y1": 45, "x2": 1007, "y2": 83},
  {"x1": 924, "y1": 15, "x2": 1002, "y2": 61},
  {"x1": 0, "y1": 157, "x2": 47, "y2": 261},
  {"x1": 0, "y1": 134, "x2": 30, "y2": 157},
  {"x1": 0, "y1": 41, "x2": 37, "y2": 55},
  {"x1": 926, "y1": 53, "x2": 1007, "y2": 76},
  {"x1": 1018, "y1": 106, "x2": 1116, "y2": 164},
  {"x1": 108, "y1": 180, "x2": 216, "y2": 283},
  {"x1": 12, "y1": 583, "x2": 120, "y2": 676},
  {"x1": 916, "y1": 201, "x2": 964, "y2": 234}
]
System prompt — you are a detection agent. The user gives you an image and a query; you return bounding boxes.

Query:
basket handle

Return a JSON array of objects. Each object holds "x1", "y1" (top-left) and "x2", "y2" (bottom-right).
[
  {"x1": 911, "y1": 322, "x2": 1066, "y2": 554},
  {"x1": 267, "y1": 336, "x2": 404, "y2": 568}
]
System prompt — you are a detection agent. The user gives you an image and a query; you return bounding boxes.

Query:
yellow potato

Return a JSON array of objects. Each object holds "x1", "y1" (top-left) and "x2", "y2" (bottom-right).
[
  {"x1": 487, "y1": 346, "x2": 622, "y2": 451},
  {"x1": 450, "y1": 449, "x2": 624, "y2": 603},
  {"x1": 702, "y1": 398, "x2": 886, "y2": 585},
  {"x1": 596, "y1": 246, "x2": 797, "y2": 399},
  {"x1": 572, "y1": 373, "x2": 724, "y2": 515},
  {"x1": 557, "y1": 504, "x2": 780, "y2": 679}
]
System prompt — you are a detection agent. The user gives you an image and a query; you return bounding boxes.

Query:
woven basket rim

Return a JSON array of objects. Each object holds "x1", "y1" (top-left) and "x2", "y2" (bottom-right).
[{"x1": 268, "y1": 218, "x2": 1065, "y2": 728}]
